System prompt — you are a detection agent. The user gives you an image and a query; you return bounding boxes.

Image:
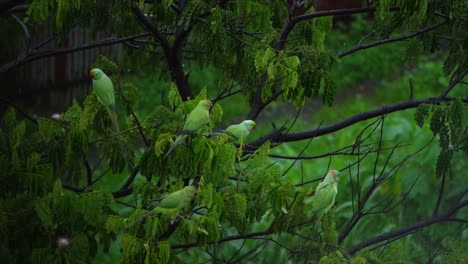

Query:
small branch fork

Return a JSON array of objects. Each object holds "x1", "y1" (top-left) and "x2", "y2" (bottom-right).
[{"x1": 347, "y1": 197, "x2": 468, "y2": 254}]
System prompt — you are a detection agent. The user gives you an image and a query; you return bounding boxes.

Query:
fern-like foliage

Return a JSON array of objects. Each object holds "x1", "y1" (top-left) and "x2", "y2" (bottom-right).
[{"x1": 414, "y1": 99, "x2": 466, "y2": 177}]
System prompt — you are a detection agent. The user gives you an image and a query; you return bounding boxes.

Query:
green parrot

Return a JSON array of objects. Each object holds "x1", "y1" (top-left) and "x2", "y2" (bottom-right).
[
  {"x1": 153, "y1": 186, "x2": 198, "y2": 217},
  {"x1": 311, "y1": 170, "x2": 340, "y2": 222},
  {"x1": 90, "y1": 68, "x2": 115, "y2": 108},
  {"x1": 164, "y1": 99, "x2": 213, "y2": 158},
  {"x1": 224, "y1": 120, "x2": 256, "y2": 143},
  {"x1": 90, "y1": 68, "x2": 120, "y2": 135}
]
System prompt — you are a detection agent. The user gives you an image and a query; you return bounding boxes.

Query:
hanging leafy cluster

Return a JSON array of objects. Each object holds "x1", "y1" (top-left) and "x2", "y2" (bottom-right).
[
  {"x1": 414, "y1": 99, "x2": 466, "y2": 177},
  {"x1": 0, "y1": 108, "x2": 114, "y2": 263},
  {"x1": 373, "y1": 0, "x2": 467, "y2": 75}
]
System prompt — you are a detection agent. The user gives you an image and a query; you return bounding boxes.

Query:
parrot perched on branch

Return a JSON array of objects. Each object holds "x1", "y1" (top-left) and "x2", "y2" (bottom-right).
[
  {"x1": 311, "y1": 170, "x2": 340, "y2": 222},
  {"x1": 90, "y1": 68, "x2": 120, "y2": 135},
  {"x1": 90, "y1": 68, "x2": 115, "y2": 109},
  {"x1": 224, "y1": 120, "x2": 256, "y2": 143},
  {"x1": 164, "y1": 99, "x2": 213, "y2": 158},
  {"x1": 153, "y1": 186, "x2": 198, "y2": 217}
]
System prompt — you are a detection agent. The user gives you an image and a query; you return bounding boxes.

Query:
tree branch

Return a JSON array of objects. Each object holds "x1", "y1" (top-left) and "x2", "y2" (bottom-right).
[
  {"x1": 339, "y1": 137, "x2": 434, "y2": 243},
  {"x1": 1, "y1": 33, "x2": 150, "y2": 73},
  {"x1": 0, "y1": 97, "x2": 38, "y2": 125},
  {"x1": 114, "y1": 164, "x2": 141, "y2": 197},
  {"x1": 248, "y1": 97, "x2": 460, "y2": 147},
  {"x1": 131, "y1": 5, "x2": 169, "y2": 49},
  {"x1": 338, "y1": 20, "x2": 448, "y2": 58},
  {"x1": 0, "y1": 1, "x2": 25, "y2": 15},
  {"x1": 247, "y1": 3, "x2": 298, "y2": 120},
  {"x1": 433, "y1": 166, "x2": 447, "y2": 216},
  {"x1": 247, "y1": 89, "x2": 284, "y2": 120},
  {"x1": 132, "y1": 3, "x2": 194, "y2": 100},
  {"x1": 295, "y1": 6, "x2": 400, "y2": 23},
  {"x1": 131, "y1": 112, "x2": 150, "y2": 147},
  {"x1": 172, "y1": 230, "x2": 272, "y2": 249},
  {"x1": 440, "y1": 69, "x2": 466, "y2": 98},
  {"x1": 347, "y1": 199, "x2": 468, "y2": 255}
]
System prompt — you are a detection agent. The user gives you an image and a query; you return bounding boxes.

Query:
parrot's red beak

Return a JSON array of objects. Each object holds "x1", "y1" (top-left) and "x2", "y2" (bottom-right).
[
  {"x1": 89, "y1": 71, "x2": 94, "y2": 78},
  {"x1": 194, "y1": 191, "x2": 199, "y2": 196}
]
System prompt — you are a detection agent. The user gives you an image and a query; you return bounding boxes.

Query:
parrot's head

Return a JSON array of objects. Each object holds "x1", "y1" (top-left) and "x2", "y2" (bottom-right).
[
  {"x1": 198, "y1": 99, "x2": 213, "y2": 111},
  {"x1": 185, "y1": 186, "x2": 198, "y2": 196},
  {"x1": 242, "y1": 120, "x2": 256, "y2": 131},
  {"x1": 329, "y1": 170, "x2": 339, "y2": 182},
  {"x1": 90, "y1": 68, "x2": 104, "y2": 80}
]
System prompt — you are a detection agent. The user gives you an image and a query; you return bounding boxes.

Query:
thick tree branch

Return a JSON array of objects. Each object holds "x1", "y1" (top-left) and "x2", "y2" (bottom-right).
[
  {"x1": 248, "y1": 97, "x2": 460, "y2": 147},
  {"x1": 247, "y1": 89, "x2": 284, "y2": 120},
  {"x1": 132, "y1": 3, "x2": 194, "y2": 100},
  {"x1": 131, "y1": 6, "x2": 170, "y2": 49},
  {"x1": 247, "y1": 3, "x2": 298, "y2": 120},
  {"x1": 84, "y1": 159, "x2": 93, "y2": 186},
  {"x1": 62, "y1": 164, "x2": 140, "y2": 198},
  {"x1": 114, "y1": 164, "x2": 141, "y2": 197}
]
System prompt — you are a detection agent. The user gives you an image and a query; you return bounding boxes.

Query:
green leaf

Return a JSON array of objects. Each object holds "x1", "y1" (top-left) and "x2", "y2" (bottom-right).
[
  {"x1": 414, "y1": 103, "x2": 430, "y2": 128},
  {"x1": 430, "y1": 106, "x2": 445, "y2": 135}
]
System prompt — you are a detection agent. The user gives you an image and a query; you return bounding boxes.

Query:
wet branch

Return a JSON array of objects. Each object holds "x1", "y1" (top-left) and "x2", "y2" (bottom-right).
[{"x1": 248, "y1": 96, "x2": 462, "y2": 147}]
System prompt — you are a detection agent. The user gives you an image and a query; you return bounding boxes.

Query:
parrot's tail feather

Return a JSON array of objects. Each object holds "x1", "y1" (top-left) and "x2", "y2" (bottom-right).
[
  {"x1": 163, "y1": 135, "x2": 187, "y2": 159},
  {"x1": 206, "y1": 132, "x2": 224, "y2": 138},
  {"x1": 106, "y1": 106, "x2": 126, "y2": 159}
]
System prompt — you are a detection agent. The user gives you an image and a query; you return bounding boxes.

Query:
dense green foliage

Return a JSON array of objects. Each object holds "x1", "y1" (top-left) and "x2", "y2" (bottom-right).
[{"x1": 1, "y1": 0, "x2": 467, "y2": 263}]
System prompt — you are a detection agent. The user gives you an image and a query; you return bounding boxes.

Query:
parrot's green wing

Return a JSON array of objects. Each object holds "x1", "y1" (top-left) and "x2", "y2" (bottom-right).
[
  {"x1": 183, "y1": 105, "x2": 210, "y2": 132},
  {"x1": 224, "y1": 120, "x2": 255, "y2": 143},
  {"x1": 311, "y1": 185, "x2": 337, "y2": 215},
  {"x1": 225, "y1": 124, "x2": 248, "y2": 141},
  {"x1": 164, "y1": 100, "x2": 212, "y2": 158},
  {"x1": 154, "y1": 186, "x2": 197, "y2": 214},
  {"x1": 157, "y1": 188, "x2": 187, "y2": 209},
  {"x1": 311, "y1": 170, "x2": 339, "y2": 221}
]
